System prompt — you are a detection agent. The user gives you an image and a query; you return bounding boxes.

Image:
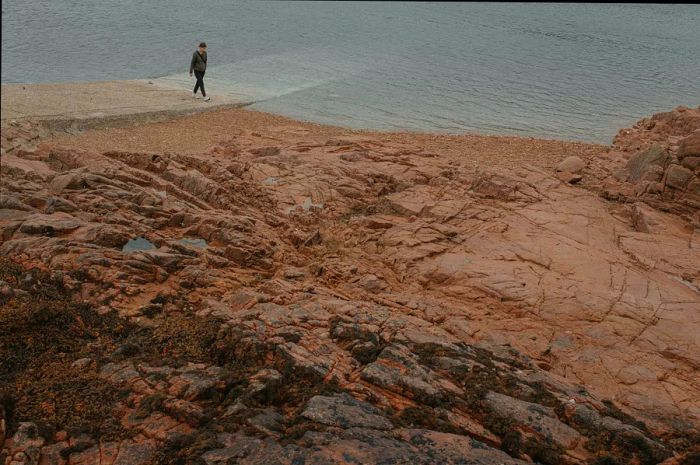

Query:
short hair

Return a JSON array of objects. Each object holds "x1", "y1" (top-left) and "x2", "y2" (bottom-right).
[{"x1": 199, "y1": 42, "x2": 207, "y2": 48}]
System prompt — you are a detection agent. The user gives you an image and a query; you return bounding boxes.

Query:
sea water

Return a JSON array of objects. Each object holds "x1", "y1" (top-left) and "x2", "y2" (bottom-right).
[{"x1": 2, "y1": 1, "x2": 699, "y2": 143}]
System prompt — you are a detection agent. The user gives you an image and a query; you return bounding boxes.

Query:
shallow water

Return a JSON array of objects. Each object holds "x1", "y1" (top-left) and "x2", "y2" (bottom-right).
[
  {"x1": 122, "y1": 237, "x2": 155, "y2": 253},
  {"x1": 2, "y1": 2, "x2": 699, "y2": 143}
]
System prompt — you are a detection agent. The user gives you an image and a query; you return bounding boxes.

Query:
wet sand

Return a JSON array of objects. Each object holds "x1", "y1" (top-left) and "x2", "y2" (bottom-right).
[{"x1": 1, "y1": 80, "x2": 250, "y2": 133}]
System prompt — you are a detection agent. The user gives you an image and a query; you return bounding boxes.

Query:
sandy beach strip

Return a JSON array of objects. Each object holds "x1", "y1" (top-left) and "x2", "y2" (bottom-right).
[{"x1": 0, "y1": 79, "x2": 250, "y2": 128}]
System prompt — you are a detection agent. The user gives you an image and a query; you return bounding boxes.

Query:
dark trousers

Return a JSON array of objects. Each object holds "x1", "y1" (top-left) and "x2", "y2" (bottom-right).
[{"x1": 193, "y1": 70, "x2": 206, "y2": 96}]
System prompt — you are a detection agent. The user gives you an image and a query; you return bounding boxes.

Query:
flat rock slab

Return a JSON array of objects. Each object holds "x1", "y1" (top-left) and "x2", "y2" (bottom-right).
[
  {"x1": 18, "y1": 212, "x2": 83, "y2": 234},
  {"x1": 485, "y1": 391, "x2": 581, "y2": 449},
  {"x1": 301, "y1": 393, "x2": 393, "y2": 430}
]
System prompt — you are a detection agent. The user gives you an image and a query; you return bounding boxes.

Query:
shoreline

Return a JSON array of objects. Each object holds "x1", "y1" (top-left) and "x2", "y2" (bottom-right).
[
  {"x1": 1, "y1": 79, "x2": 612, "y2": 145},
  {"x1": 1, "y1": 80, "x2": 610, "y2": 175}
]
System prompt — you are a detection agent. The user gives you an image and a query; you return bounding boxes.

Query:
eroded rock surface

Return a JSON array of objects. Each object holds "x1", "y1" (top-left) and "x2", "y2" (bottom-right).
[
  {"x1": 587, "y1": 105, "x2": 700, "y2": 222},
  {"x1": 1, "y1": 109, "x2": 699, "y2": 465}
]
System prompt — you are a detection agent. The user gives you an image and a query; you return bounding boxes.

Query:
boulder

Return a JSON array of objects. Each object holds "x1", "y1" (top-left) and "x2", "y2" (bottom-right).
[
  {"x1": 677, "y1": 132, "x2": 700, "y2": 159},
  {"x1": 627, "y1": 145, "x2": 669, "y2": 182},
  {"x1": 556, "y1": 156, "x2": 585, "y2": 173},
  {"x1": 664, "y1": 164, "x2": 694, "y2": 190}
]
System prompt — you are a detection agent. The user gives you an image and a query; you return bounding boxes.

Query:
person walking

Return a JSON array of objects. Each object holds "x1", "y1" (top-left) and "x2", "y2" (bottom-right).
[{"x1": 189, "y1": 42, "x2": 210, "y2": 101}]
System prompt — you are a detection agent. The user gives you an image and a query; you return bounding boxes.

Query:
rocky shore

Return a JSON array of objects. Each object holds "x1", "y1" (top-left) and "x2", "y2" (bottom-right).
[{"x1": 1, "y1": 91, "x2": 699, "y2": 465}]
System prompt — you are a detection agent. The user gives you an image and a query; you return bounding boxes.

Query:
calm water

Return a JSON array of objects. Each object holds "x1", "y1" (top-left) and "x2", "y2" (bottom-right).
[
  {"x1": 2, "y1": 2, "x2": 699, "y2": 143},
  {"x1": 122, "y1": 237, "x2": 155, "y2": 253}
]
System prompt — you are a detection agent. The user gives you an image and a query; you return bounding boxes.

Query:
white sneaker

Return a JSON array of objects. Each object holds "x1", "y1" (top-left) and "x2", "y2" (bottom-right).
[
  {"x1": 192, "y1": 92, "x2": 197, "y2": 98},
  {"x1": 203, "y1": 96, "x2": 211, "y2": 102}
]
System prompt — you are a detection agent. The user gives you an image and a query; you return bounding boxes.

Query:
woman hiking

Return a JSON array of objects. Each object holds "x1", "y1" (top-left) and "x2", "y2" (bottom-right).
[{"x1": 190, "y1": 42, "x2": 210, "y2": 101}]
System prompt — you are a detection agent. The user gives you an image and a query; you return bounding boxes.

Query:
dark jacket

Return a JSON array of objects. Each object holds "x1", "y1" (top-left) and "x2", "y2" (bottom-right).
[{"x1": 190, "y1": 51, "x2": 207, "y2": 73}]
